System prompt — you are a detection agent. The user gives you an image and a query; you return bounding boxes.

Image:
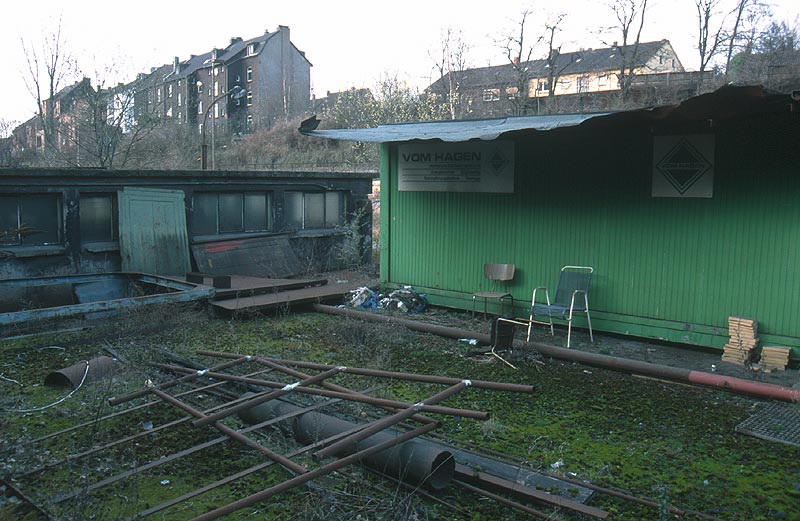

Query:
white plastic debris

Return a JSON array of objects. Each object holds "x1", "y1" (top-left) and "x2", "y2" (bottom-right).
[
  {"x1": 550, "y1": 459, "x2": 564, "y2": 469},
  {"x1": 160, "y1": 479, "x2": 170, "y2": 486},
  {"x1": 459, "y1": 338, "x2": 479, "y2": 346}
]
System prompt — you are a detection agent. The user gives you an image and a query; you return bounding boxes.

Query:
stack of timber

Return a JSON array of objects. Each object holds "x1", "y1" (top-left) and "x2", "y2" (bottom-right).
[
  {"x1": 759, "y1": 346, "x2": 791, "y2": 371},
  {"x1": 722, "y1": 316, "x2": 759, "y2": 365}
]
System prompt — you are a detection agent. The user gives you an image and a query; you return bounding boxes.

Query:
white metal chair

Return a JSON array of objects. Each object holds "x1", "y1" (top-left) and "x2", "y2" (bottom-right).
[{"x1": 528, "y1": 266, "x2": 594, "y2": 348}]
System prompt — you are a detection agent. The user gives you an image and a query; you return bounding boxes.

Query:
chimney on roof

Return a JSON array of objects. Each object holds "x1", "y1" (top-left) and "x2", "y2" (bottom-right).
[
  {"x1": 173, "y1": 56, "x2": 181, "y2": 74},
  {"x1": 512, "y1": 56, "x2": 519, "y2": 66},
  {"x1": 613, "y1": 41, "x2": 618, "y2": 48},
  {"x1": 230, "y1": 36, "x2": 242, "y2": 45}
]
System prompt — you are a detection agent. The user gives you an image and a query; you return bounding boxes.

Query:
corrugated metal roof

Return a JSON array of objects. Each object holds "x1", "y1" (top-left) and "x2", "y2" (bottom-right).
[{"x1": 300, "y1": 112, "x2": 613, "y2": 143}]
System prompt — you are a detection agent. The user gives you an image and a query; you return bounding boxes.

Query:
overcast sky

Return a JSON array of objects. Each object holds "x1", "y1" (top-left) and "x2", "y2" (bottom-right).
[{"x1": 2, "y1": 0, "x2": 798, "y2": 126}]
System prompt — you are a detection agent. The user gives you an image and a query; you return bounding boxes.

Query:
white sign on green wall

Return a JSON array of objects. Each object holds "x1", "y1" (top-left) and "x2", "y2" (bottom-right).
[{"x1": 397, "y1": 141, "x2": 515, "y2": 192}]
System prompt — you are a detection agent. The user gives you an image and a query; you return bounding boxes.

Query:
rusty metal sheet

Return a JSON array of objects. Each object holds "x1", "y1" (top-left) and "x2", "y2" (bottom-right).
[
  {"x1": 188, "y1": 274, "x2": 327, "y2": 300},
  {"x1": 191, "y1": 235, "x2": 302, "y2": 278}
]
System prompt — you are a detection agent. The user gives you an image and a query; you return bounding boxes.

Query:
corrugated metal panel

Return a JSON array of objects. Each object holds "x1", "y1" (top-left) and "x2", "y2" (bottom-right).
[
  {"x1": 383, "y1": 116, "x2": 800, "y2": 350},
  {"x1": 119, "y1": 188, "x2": 191, "y2": 276}
]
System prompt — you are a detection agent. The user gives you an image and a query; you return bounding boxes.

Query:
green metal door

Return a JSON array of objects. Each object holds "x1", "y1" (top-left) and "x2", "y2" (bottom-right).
[{"x1": 119, "y1": 188, "x2": 191, "y2": 276}]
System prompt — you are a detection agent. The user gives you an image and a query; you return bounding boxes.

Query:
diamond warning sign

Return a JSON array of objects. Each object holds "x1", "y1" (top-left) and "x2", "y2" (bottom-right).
[{"x1": 652, "y1": 134, "x2": 714, "y2": 198}]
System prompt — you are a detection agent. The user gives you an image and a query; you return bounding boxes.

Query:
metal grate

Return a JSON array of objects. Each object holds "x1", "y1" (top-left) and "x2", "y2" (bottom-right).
[{"x1": 735, "y1": 401, "x2": 800, "y2": 447}]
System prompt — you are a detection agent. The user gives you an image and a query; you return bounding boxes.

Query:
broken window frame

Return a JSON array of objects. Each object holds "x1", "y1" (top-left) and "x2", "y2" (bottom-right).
[{"x1": 0, "y1": 193, "x2": 63, "y2": 246}]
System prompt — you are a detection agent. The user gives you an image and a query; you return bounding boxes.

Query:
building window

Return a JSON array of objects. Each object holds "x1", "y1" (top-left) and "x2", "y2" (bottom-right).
[
  {"x1": 577, "y1": 76, "x2": 590, "y2": 93},
  {"x1": 192, "y1": 192, "x2": 272, "y2": 236},
  {"x1": 177, "y1": 93, "x2": 182, "y2": 107},
  {"x1": 178, "y1": 112, "x2": 182, "y2": 123},
  {"x1": 157, "y1": 88, "x2": 162, "y2": 103},
  {"x1": 246, "y1": 91, "x2": 253, "y2": 106},
  {"x1": 168, "y1": 84, "x2": 173, "y2": 97},
  {"x1": 247, "y1": 43, "x2": 256, "y2": 56},
  {"x1": 598, "y1": 75, "x2": 608, "y2": 87},
  {"x1": 167, "y1": 107, "x2": 173, "y2": 117},
  {"x1": 197, "y1": 82, "x2": 203, "y2": 94},
  {"x1": 0, "y1": 194, "x2": 62, "y2": 246},
  {"x1": 506, "y1": 87, "x2": 519, "y2": 99},
  {"x1": 178, "y1": 79, "x2": 182, "y2": 87},
  {"x1": 246, "y1": 66, "x2": 253, "y2": 82},
  {"x1": 214, "y1": 81, "x2": 219, "y2": 96},
  {"x1": 198, "y1": 101, "x2": 203, "y2": 114},
  {"x1": 285, "y1": 191, "x2": 346, "y2": 230},
  {"x1": 246, "y1": 114, "x2": 253, "y2": 131},
  {"x1": 80, "y1": 193, "x2": 118, "y2": 243},
  {"x1": 537, "y1": 80, "x2": 550, "y2": 92},
  {"x1": 482, "y1": 89, "x2": 500, "y2": 102}
]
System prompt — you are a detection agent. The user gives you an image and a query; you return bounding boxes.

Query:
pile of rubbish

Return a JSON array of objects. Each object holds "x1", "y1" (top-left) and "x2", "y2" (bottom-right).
[{"x1": 344, "y1": 286, "x2": 427, "y2": 314}]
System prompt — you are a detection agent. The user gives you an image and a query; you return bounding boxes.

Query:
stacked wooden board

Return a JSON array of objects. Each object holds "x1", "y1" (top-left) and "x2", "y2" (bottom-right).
[
  {"x1": 722, "y1": 316, "x2": 759, "y2": 365},
  {"x1": 759, "y1": 346, "x2": 791, "y2": 371}
]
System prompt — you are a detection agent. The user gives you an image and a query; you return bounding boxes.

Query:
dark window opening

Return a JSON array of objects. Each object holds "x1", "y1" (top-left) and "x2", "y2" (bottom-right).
[
  {"x1": 192, "y1": 192, "x2": 272, "y2": 236},
  {"x1": 285, "y1": 191, "x2": 346, "y2": 230},
  {"x1": 0, "y1": 194, "x2": 62, "y2": 246},
  {"x1": 80, "y1": 193, "x2": 118, "y2": 243}
]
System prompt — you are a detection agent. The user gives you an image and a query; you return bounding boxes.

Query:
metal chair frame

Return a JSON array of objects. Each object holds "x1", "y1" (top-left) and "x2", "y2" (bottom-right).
[
  {"x1": 527, "y1": 265, "x2": 594, "y2": 348},
  {"x1": 472, "y1": 263, "x2": 515, "y2": 318}
]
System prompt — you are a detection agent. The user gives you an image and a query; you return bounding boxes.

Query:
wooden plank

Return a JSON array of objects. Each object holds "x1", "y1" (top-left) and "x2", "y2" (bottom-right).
[
  {"x1": 212, "y1": 283, "x2": 360, "y2": 311},
  {"x1": 188, "y1": 275, "x2": 328, "y2": 299}
]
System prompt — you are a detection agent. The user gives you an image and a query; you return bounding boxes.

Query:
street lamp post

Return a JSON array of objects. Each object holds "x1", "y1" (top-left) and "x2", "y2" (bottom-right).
[{"x1": 200, "y1": 85, "x2": 242, "y2": 170}]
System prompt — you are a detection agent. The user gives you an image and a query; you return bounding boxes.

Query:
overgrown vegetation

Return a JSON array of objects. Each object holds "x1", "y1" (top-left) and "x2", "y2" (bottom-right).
[{"x1": 1, "y1": 306, "x2": 798, "y2": 520}]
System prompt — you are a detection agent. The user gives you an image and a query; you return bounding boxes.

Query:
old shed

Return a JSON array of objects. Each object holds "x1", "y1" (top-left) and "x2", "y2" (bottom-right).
[{"x1": 302, "y1": 86, "x2": 800, "y2": 355}]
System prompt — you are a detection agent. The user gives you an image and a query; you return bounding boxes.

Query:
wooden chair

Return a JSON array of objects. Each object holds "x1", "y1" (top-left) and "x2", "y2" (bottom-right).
[{"x1": 472, "y1": 263, "x2": 515, "y2": 318}]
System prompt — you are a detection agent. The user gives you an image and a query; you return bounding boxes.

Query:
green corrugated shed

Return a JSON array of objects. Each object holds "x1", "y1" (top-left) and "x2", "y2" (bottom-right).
[{"x1": 306, "y1": 86, "x2": 800, "y2": 355}]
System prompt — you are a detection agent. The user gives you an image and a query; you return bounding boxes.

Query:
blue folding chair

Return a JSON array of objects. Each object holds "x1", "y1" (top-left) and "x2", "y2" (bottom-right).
[{"x1": 528, "y1": 266, "x2": 594, "y2": 348}]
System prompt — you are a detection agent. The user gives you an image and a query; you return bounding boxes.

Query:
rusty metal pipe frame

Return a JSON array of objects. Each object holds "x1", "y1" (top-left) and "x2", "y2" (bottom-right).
[
  {"x1": 157, "y1": 363, "x2": 490, "y2": 420},
  {"x1": 314, "y1": 381, "x2": 469, "y2": 460},
  {"x1": 108, "y1": 354, "x2": 252, "y2": 406},
  {"x1": 192, "y1": 366, "x2": 344, "y2": 427},
  {"x1": 313, "y1": 304, "x2": 800, "y2": 403},
  {"x1": 193, "y1": 421, "x2": 439, "y2": 521},
  {"x1": 149, "y1": 387, "x2": 307, "y2": 476},
  {"x1": 200, "y1": 348, "x2": 535, "y2": 393},
  {"x1": 217, "y1": 352, "x2": 437, "y2": 424}
]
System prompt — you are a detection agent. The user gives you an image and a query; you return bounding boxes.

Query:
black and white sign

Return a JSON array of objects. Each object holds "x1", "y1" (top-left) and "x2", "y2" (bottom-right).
[
  {"x1": 652, "y1": 134, "x2": 714, "y2": 198},
  {"x1": 398, "y1": 142, "x2": 514, "y2": 192}
]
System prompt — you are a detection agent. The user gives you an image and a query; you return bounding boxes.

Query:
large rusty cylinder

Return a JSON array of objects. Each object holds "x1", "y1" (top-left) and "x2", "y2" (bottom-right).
[
  {"x1": 238, "y1": 398, "x2": 455, "y2": 491},
  {"x1": 44, "y1": 356, "x2": 119, "y2": 389}
]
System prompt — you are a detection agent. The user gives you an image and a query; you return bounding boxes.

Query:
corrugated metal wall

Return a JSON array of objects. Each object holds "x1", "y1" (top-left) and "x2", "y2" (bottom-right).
[{"x1": 381, "y1": 116, "x2": 800, "y2": 351}]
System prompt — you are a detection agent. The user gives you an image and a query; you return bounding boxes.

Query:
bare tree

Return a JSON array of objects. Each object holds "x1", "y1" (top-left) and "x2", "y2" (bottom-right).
[
  {"x1": 722, "y1": 0, "x2": 771, "y2": 79},
  {"x1": 606, "y1": 0, "x2": 650, "y2": 103},
  {"x1": 539, "y1": 13, "x2": 576, "y2": 113},
  {"x1": 502, "y1": 9, "x2": 539, "y2": 115},
  {"x1": 20, "y1": 16, "x2": 76, "y2": 154},
  {"x1": 429, "y1": 28, "x2": 470, "y2": 119},
  {"x1": 695, "y1": 0, "x2": 728, "y2": 75}
]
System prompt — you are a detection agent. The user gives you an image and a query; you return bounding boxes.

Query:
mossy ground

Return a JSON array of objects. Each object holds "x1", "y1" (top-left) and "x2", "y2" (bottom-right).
[{"x1": 1, "y1": 304, "x2": 798, "y2": 520}]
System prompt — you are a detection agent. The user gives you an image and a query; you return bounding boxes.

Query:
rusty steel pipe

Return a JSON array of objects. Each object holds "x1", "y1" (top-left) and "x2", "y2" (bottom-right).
[
  {"x1": 239, "y1": 399, "x2": 454, "y2": 490},
  {"x1": 315, "y1": 381, "x2": 469, "y2": 460},
  {"x1": 201, "y1": 349, "x2": 533, "y2": 393},
  {"x1": 157, "y1": 363, "x2": 490, "y2": 420},
  {"x1": 45, "y1": 356, "x2": 118, "y2": 389},
  {"x1": 192, "y1": 366, "x2": 343, "y2": 428},
  {"x1": 149, "y1": 387, "x2": 307, "y2": 476},
  {"x1": 192, "y1": 421, "x2": 439, "y2": 521},
  {"x1": 313, "y1": 304, "x2": 800, "y2": 403}
]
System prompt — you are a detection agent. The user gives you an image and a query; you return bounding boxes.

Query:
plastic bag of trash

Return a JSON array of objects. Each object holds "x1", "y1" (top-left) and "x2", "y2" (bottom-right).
[
  {"x1": 378, "y1": 286, "x2": 427, "y2": 314},
  {"x1": 345, "y1": 287, "x2": 378, "y2": 309}
]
